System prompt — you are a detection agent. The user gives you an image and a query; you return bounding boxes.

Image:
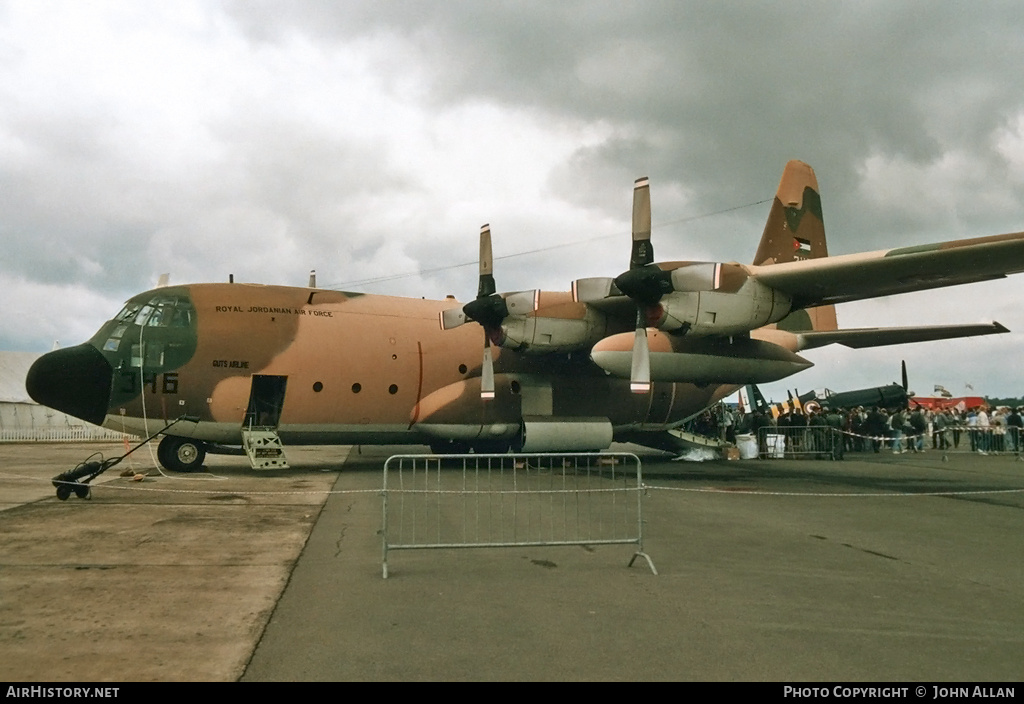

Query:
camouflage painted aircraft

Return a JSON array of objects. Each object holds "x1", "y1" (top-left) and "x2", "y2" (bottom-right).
[
  {"x1": 745, "y1": 362, "x2": 912, "y2": 418},
  {"x1": 25, "y1": 161, "x2": 1024, "y2": 471}
]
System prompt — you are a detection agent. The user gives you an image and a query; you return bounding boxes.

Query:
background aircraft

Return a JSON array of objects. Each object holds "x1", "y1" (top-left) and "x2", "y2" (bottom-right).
[
  {"x1": 25, "y1": 161, "x2": 1024, "y2": 470},
  {"x1": 758, "y1": 362, "x2": 912, "y2": 415}
]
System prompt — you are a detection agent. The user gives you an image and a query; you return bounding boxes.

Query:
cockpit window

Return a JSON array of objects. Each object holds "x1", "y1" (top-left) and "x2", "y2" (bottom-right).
[
  {"x1": 169, "y1": 304, "x2": 193, "y2": 327},
  {"x1": 114, "y1": 303, "x2": 142, "y2": 322},
  {"x1": 112, "y1": 295, "x2": 195, "y2": 328},
  {"x1": 146, "y1": 302, "x2": 173, "y2": 327},
  {"x1": 134, "y1": 304, "x2": 156, "y2": 327}
]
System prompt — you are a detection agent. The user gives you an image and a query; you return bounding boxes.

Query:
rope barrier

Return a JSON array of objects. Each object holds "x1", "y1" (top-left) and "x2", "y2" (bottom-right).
[{"x1": 3, "y1": 470, "x2": 1021, "y2": 500}]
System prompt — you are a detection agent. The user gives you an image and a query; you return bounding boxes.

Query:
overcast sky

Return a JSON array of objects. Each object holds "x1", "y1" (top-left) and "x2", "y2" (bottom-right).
[{"x1": 2, "y1": 1, "x2": 1023, "y2": 400}]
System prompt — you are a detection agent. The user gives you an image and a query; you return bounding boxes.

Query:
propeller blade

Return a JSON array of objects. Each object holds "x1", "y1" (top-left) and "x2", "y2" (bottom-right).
[
  {"x1": 616, "y1": 177, "x2": 671, "y2": 306},
  {"x1": 503, "y1": 289, "x2": 539, "y2": 316},
  {"x1": 630, "y1": 177, "x2": 652, "y2": 270},
  {"x1": 629, "y1": 316, "x2": 651, "y2": 394},
  {"x1": 669, "y1": 262, "x2": 722, "y2": 292},
  {"x1": 571, "y1": 277, "x2": 619, "y2": 303},
  {"x1": 439, "y1": 306, "x2": 468, "y2": 330},
  {"x1": 480, "y1": 336, "x2": 495, "y2": 400},
  {"x1": 478, "y1": 224, "x2": 496, "y2": 298}
]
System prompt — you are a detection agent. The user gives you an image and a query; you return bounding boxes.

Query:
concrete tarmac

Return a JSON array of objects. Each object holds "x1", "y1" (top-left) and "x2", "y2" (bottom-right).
[{"x1": 1, "y1": 442, "x2": 1022, "y2": 681}]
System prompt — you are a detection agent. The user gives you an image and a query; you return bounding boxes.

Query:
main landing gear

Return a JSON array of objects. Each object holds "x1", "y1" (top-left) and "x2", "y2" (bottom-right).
[
  {"x1": 51, "y1": 415, "x2": 200, "y2": 501},
  {"x1": 429, "y1": 439, "x2": 511, "y2": 455},
  {"x1": 156, "y1": 436, "x2": 207, "y2": 472}
]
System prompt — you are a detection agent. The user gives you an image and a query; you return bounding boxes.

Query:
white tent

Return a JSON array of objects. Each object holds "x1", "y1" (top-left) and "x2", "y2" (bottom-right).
[
  {"x1": 0, "y1": 351, "x2": 37, "y2": 404},
  {"x1": 0, "y1": 351, "x2": 128, "y2": 441}
]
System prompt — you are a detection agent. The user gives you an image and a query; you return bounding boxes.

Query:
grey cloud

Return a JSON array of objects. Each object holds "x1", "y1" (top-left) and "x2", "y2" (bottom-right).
[{"x1": 224, "y1": 1, "x2": 1024, "y2": 246}]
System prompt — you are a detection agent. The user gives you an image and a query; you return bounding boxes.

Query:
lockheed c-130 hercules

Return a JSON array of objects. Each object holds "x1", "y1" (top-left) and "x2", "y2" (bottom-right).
[{"x1": 26, "y1": 160, "x2": 1024, "y2": 472}]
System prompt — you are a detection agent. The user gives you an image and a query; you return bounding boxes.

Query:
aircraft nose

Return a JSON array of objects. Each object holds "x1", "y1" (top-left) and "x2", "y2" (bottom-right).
[{"x1": 26, "y1": 344, "x2": 113, "y2": 426}]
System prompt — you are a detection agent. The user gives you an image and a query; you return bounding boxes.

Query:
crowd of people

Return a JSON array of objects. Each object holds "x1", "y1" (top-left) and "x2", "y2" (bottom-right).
[{"x1": 734, "y1": 404, "x2": 1024, "y2": 459}]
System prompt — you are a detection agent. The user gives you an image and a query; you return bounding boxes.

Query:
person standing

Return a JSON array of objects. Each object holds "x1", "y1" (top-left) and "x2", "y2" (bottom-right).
[
  {"x1": 1007, "y1": 407, "x2": 1023, "y2": 453},
  {"x1": 977, "y1": 406, "x2": 990, "y2": 455},
  {"x1": 950, "y1": 408, "x2": 963, "y2": 449},
  {"x1": 991, "y1": 408, "x2": 1007, "y2": 454},
  {"x1": 824, "y1": 406, "x2": 845, "y2": 459},
  {"x1": 966, "y1": 408, "x2": 979, "y2": 452},
  {"x1": 934, "y1": 410, "x2": 950, "y2": 450},
  {"x1": 866, "y1": 407, "x2": 887, "y2": 453},
  {"x1": 910, "y1": 407, "x2": 928, "y2": 452},
  {"x1": 890, "y1": 408, "x2": 906, "y2": 453}
]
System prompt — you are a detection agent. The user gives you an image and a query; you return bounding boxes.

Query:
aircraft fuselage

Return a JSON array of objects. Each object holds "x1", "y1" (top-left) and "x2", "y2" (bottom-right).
[{"x1": 28, "y1": 283, "x2": 740, "y2": 451}]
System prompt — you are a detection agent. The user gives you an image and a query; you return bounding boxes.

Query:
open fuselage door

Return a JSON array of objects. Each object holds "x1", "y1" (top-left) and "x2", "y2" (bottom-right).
[{"x1": 242, "y1": 374, "x2": 290, "y2": 470}]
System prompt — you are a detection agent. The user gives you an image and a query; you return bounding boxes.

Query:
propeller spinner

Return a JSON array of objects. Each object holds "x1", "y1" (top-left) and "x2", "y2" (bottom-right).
[{"x1": 439, "y1": 224, "x2": 538, "y2": 399}]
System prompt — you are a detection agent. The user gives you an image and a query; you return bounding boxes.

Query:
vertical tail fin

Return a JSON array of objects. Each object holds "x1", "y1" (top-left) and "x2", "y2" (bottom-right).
[
  {"x1": 755, "y1": 160, "x2": 838, "y2": 332},
  {"x1": 753, "y1": 160, "x2": 827, "y2": 265},
  {"x1": 743, "y1": 384, "x2": 772, "y2": 414}
]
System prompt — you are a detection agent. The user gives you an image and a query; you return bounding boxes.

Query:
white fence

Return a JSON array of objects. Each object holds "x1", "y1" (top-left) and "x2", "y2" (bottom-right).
[
  {"x1": 0, "y1": 402, "x2": 136, "y2": 443},
  {"x1": 381, "y1": 452, "x2": 656, "y2": 578},
  {"x1": 0, "y1": 427, "x2": 136, "y2": 443}
]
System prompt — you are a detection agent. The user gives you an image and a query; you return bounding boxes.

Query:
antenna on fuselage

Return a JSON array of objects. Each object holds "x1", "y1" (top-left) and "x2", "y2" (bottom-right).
[
  {"x1": 229, "y1": 274, "x2": 234, "y2": 284},
  {"x1": 308, "y1": 270, "x2": 317, "y2": 288},
  {"x1": 156, "y1": 273, "x2": 170, "y2": 288}
]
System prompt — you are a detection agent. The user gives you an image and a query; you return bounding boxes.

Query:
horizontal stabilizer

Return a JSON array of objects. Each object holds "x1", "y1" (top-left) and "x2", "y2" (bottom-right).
[{"x1": 796, "y1": 322, "x2": 1009, "y2": 350}]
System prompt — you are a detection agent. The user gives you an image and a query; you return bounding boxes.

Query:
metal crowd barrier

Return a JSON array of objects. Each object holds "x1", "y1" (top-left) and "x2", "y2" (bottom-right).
[
  {"x1": 923, "y1": 426, "x2": 1022, "y2": 460},
  {"x1": 755, "y1": 426, "x2": 844, "y2": 459},
  {"x1": 381, "y1": 452, "x2": 656, "y2": 578},
  {"x1": 756, "y1": 425, "x2": 1022, "y2": 460}
]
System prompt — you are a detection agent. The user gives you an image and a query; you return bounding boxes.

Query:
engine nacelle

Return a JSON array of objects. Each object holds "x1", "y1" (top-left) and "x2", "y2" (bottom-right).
[
  {"x1": 653, "y1": 278, "x2": 792, "y2": 336},
  {"x1": 500, "y1": 306, "x2": 610, "y2": 354},
  {"x1": 590, "y1": 333, "x2": 812, "y2": 384}
]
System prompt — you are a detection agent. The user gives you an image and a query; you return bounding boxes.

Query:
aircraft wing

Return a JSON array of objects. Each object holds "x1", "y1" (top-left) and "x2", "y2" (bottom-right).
[
  {"x1": 749, "y1": 231, "x2": 1024, "y2": 309},
  {"x1": 796, "y1": 322, "x2": 1009, "y2": 350}
]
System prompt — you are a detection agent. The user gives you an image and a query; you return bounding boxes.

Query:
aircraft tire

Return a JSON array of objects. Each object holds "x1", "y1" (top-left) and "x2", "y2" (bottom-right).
[
  {"x1": 471, "y1": 441, "x2": 510, "y2": 454},
  {"x1": 429, "y1": 440, "x2": 471, "y2": 455},
  {"x1": 158, "y1": 436, "x2": 207, "y2": 472}
]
